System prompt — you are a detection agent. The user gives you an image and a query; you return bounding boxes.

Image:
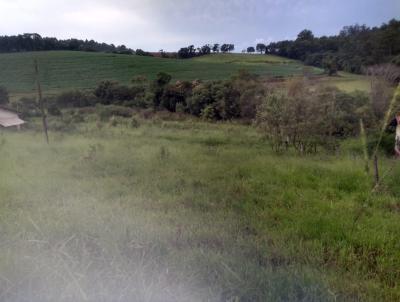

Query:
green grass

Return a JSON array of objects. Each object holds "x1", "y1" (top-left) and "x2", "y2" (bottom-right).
[
  {"x1": 0, "y1": 116, "x2": 399, "y2": 301},
  {"x1": 0, "y1": 51, "x2": 371, "y2": 100},
  {"x1": 323, "y1": 72, "x2": 371, "y2": 93},
  {"x1": 0, "y1": 51, "x2": 322, "y2": 98}
]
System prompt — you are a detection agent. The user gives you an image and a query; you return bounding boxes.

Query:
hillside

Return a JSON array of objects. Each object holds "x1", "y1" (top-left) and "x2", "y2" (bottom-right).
[{"x1": 0, "y1": 51, "x2": 322, "y2": 97}]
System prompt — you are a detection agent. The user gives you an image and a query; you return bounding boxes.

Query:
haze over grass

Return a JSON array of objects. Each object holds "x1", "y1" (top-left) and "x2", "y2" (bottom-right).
[{"x1": 0, "y1": 116, "x2": 399, "y2": 301}]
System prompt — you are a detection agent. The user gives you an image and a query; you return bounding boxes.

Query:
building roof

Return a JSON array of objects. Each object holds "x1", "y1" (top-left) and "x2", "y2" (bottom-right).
[{"x1": 0, "y1": 108, "x2": 25, "y2": 127}]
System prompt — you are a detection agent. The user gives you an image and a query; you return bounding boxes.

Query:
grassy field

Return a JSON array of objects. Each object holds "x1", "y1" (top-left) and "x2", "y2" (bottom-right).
[
  {"x1": 0, "y1": 116, "x2": 399, "y2": 301},
  {"x1": 0, "y1": 51, "x2": 317, "y2": 97},
  {"x1": 0, "y1": 51, "x2": 357, "y2": 99}
]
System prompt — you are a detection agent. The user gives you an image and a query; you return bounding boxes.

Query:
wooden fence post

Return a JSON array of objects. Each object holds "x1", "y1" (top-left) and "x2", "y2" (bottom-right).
[{"x1": 34, "y1": 59, "x2": 49, "y2": 144}]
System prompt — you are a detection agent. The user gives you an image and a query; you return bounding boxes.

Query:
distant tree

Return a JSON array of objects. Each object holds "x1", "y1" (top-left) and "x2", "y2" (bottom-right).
[
  {"x1": 247, "y1": 46, "x2": 255, "y2": 53},
  {"x1": 178, "y1": 47, "x2": 190, "y2": 59},
  {"x1": 188, "y1": 45, "x2": 196, "y2": 56},
  {"x1": 200, "y1": 44, "x2": 211, "y2": 55},
  {"x1": 0, "y1": 86, "x2": 9, "y2": 105},
  {"x1": 115, "y1": 45, "x2": 134, "y2": 55},
  {"x1": 256, "y1": 43, "x2": 267, "y2": 54},
  {"x1": 228, "y1": 44, "x2": 235, "y2": 52},
  {"x1": 221, "y1": 44, "x2": 229, "y2": 53},
  {"x1": 212, "y1": 44, "x2": 220, "y2": 53},
  {"x1": 136, "y1": 49, "x2": 153, "y2": 56},
  {"x1": 296, "y1": 29, "x2": 314, "y2": 41},
  {"x1": 0, "y1": 33, "x2": 134, "y2": 54}
]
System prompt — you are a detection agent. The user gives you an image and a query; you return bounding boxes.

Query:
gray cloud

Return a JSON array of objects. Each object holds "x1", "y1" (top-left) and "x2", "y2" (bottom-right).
[{"x1": 0, "y1": 0, "x2": 398, "y2": 51}]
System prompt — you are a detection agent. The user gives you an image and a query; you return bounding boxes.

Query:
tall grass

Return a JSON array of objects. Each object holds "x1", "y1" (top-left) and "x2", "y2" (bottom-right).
[{"x1": 0, "y1": 118, "x2": 399, "y2": 301}]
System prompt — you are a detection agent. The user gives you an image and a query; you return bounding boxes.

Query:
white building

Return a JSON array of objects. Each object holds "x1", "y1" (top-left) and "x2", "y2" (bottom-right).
[{"x1": 0, "y1": 107, "x2": 25, "y2": 128}]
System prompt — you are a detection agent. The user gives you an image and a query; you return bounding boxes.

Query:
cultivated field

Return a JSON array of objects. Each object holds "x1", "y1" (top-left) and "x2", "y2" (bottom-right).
[
  {"x1": 0, "y1": 116, "x2": 399, "y2": 301},
  {"x1": 0, "y1": 51, "x2": 369, "y2": 99}
]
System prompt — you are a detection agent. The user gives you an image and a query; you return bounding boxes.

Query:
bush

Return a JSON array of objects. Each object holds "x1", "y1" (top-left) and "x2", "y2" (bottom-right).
[
  {"x1": 186, "y1": 81, "x2": 241, "y2": 120},
  {"x1": 130, "y1": 117, "x2": 140, "y2": 128},
  {"x1": 201, "y1": 104, "x2": 216, "y2": 120},
  {"x1": 367, "y1": 131, "x2": 396, "y2": 156},
  {"x1": 94, "y1": 81, "x2": 148, "y2": 107},
  {"x1": 11, "y1": 97, "x2": 40, "y2": 118},
  {"x1": 256, "y1": 82, "x2": 369, "y2": 153},
  {"x1": 96, "y1": 105, "x2": 133, "y2": 121},
  {"x1": 47, "y1": 102, "x2": 62, "y2": 116},
  {"x1": 56, "y1": 90, "x2": 97, "y2": 108}
]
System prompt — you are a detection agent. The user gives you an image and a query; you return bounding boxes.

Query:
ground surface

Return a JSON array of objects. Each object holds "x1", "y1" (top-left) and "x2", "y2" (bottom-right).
[
  {"x1": 0, "y1": 51, "x2": 369, "y2": 99},
  {"x1": 0, "y1": 117, "x2": 399, "y2": 301}
]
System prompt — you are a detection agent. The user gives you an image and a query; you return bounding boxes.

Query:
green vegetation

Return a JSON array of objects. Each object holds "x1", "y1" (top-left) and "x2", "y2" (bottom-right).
[
  {"x1": 266, "y1": 19, "x2": 400, "y2": 74},
  {"x1": 0, "y1": 51, "x2": 373, "y2": 110},
  {"x1": 0, "y1": 51, "x2": 323, "y2": 98},
  {"x1": 0, "y1": 117, "x2": 399, "y2": 301}
]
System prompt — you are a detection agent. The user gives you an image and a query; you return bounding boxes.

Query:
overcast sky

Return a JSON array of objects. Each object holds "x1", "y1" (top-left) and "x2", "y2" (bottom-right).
[{"x1": 0, "y1": 0, "x2": 399, "y2": 51}]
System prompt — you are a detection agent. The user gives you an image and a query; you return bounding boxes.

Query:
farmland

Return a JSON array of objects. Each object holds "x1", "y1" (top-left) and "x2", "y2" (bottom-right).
[
  {"x1": 0, "y1": 51, "x2": 370, "y2": 100},
  {"x1": 0, "y1": 49, "x2": 397, "y2": 302},
  {"x1": 0, "y1": 117, "x2": 399, "y2": 301}
]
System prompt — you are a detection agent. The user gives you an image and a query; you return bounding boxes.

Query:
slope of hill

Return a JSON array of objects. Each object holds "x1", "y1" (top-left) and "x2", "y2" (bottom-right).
[{"x1": 0, "y1": 51, "x2": 322, "y2": 97}]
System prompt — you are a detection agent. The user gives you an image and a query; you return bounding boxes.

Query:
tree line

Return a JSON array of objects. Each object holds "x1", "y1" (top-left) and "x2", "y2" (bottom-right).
[
  {"x1": 245, "y1": 19, "x2": 400, "y2": 74},
  {"x1": 0, "y1": 33, "x2": 135, "y2": 54},
  {"x1": 177, "y1": 44, "x2": 234, "y2": 59}
]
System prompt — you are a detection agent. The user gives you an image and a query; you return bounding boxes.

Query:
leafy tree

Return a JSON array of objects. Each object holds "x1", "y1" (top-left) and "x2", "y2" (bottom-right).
[
  {"x1": 0, "y1": 33, "x2": 134, "y2": 54},
  {"x1": 220, "y1": 44, "x2": 229, "y2": 53},
  {"x1": 136, "y1": 49, "x2": 153, "y2": 56},
  {"x1": 266, "y1": 19, "x2": 400, "y2": 74},
  {"x1": 178, "y1": 45, "x2": 199, "y2": 58},
  {"x1": 178, "y1": 47, "x2": 190, "y2": 58},
  {"x1": 296, "y1": 29, "x2": 314, "y2": 41},
  {"x1": 256, "y1": 80, "x2": 370, "y2": 153},
  {"x1": 256, "y1": 43, "x2": 266, "y2": 54},
  {"x1": 212, "y1": 44, "x2": 220, "y2": 53},
  {"x1": 247, "y1": 46, "x2": 255, "y2": 53},
  {"x1": 200, "y1": 44, "x2": 211, "y2": 55}
]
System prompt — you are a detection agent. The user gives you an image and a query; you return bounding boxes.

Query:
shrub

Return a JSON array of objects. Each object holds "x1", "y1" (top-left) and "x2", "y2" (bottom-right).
[
  {"x1": 201, "y1": 104, "x2": 216, "y2": 120},
  {"x1": 96, "y1": 105, "x2": 133, "y2": 121},
  {"x1": 47, "y1": 118, "x2": 76, "y2": 132},
  {"x1": 130, "y1": 117, "x2": 140, "y2": 128},
  {"x1": 56, "y1": 90, "x2": 97, "y2": 108},
  {"x1": 256, "y1": 82, "x2": 369, "y2": 153},
  {"x1": 175, "y1": 102, "x2": 186, "y2": 114},
  {"x1": 367, "y1": 131, "x2": 396, "y2": 156},
  {"x1": 47, "y1": 102, "x2": 62, "y2": 116},
  {"x1": 160, "y1": 85, "x2": 186, "y2": 112},
  {"x1": 186, "y1": 81, "x2": 241, "y2": 120},
  {"x1": 11, "y1": 97, "x2": 40, "y2": 118},
  {"x1": 94, "y1": 80, "x2": 149, "y2": 107}
]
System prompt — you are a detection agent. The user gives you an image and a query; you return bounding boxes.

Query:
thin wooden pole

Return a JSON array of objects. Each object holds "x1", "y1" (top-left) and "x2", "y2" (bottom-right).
[
  {"x1": 373, "y1": 155, "x2": 379, "y2": 186},
  {"x1": 34, "y1": 59, "x2": 49, "y2": 144}
]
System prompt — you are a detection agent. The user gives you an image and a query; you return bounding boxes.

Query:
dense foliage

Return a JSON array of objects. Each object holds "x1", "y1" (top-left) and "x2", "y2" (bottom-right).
[
  {"x1": 178, "y1": 43, "x2": 234, "y2": 59},
  {"x1": 263, "y1": 19, "x2": 400, "y2": 74},
  {"x1": 0, "y1": 33, "x2": 134, "y2": 54},
  {"x1": 256, "y1": 80, "x2": 373, "y2": 153}
]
